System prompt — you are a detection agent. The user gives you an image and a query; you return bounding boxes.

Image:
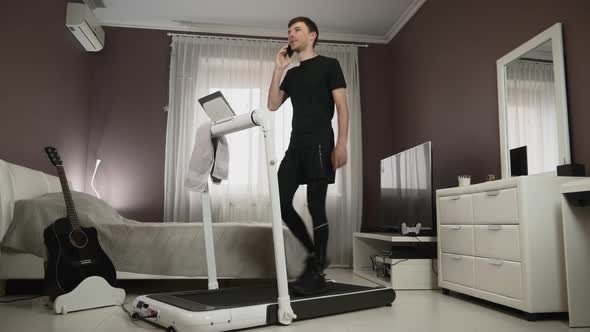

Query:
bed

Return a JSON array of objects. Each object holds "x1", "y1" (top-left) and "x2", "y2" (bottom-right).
[{"x1": 0, "y1": 159, "x2": 306, "y2": 291}]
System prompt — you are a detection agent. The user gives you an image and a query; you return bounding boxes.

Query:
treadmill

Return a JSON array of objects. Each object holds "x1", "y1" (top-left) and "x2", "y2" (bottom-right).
[{"x1": 130, "y1": 91, "x2": 396, "y2": 331}]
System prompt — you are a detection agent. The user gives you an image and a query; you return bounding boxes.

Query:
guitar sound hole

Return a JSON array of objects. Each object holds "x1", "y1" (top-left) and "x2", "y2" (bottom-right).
[{"x1": 69, "y1": 230, "x2": 88, "y2": 248}]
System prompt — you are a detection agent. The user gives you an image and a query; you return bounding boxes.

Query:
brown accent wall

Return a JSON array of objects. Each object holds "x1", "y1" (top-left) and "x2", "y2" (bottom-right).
[
  {"x1": 0, "y1": 0, "x2": 90, "y2": 188},
  {"x1": 87, "y1": 27, "x2": 170, "y2": 222},
  {"x1": 361, "y1": 0, "x2": 590, "y2": 229},
  {"x1": 358, "y1": 44, "x2": 395, "y2": 229}
]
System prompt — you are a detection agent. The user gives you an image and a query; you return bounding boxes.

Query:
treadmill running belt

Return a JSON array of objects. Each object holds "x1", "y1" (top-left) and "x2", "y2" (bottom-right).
[{"x1": 147, "y1": 282, "x2": 384, "y2": 312}]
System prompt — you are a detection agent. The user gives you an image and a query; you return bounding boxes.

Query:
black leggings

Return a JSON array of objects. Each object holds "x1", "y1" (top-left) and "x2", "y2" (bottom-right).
[{"x1": 278, "y1": 174, "x2": 329, "y2": 258}]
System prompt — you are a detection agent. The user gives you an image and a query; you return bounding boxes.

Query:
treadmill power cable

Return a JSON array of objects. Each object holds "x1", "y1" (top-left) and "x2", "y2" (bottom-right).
[{"x1": 0, "y1": 295, "x2": 43, "y2": 303}]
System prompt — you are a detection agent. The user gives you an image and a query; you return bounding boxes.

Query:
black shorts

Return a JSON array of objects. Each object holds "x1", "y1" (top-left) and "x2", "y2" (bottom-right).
[{"x1": 278, "y1": 141, "x2": 335, "y2": 185}]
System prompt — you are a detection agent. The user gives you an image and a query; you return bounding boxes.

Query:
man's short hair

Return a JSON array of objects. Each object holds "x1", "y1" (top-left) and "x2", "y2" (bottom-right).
[{"x1": 288, "y1": 16, "x2": 319, "y2": 47}]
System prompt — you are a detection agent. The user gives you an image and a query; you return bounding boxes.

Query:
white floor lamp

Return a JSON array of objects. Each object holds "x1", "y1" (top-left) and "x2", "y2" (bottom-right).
[{"x1": 90, "y1": 159, "x2": 101, "y2": 199}]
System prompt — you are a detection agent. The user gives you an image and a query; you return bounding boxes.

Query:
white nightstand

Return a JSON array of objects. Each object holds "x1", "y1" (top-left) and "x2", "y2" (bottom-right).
[{"x1": 561, "y1": 178, "x2": 590, "y2": 328}]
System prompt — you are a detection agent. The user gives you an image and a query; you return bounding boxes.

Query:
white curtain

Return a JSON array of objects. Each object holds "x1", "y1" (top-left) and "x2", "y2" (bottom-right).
[
  {"x1": 163, "y1": 35, "x2": 363, "y2": 266},
  {"x1": 505, "y1": 60, "x2": 558, "y2": 174},
  {"x1": 314, "y1": 44, "x2": 363, "y2": 267},
  {"x1": 390, "y1": 143, "x2": 429, "y2": 190}
]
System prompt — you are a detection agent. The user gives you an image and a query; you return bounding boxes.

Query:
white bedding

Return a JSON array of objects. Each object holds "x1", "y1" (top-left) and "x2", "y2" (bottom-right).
[
  {"x1": 2, "y1": 192, "x2": 306, "y2": 279},
  {"x1": 0, "y1": 159, "x2": 62, "y2": 242}
]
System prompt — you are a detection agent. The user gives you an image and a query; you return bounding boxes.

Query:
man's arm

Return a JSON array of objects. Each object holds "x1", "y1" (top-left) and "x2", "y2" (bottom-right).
[
  {"x1": 332, "y1": 88, "x2": 349, "y2": 170},
  {"x1": 268, "y1": 69, "x2": 289, "y2": 111},
  {"x1": 267, "y1": 45, "x2": 292, "y2": 111}
]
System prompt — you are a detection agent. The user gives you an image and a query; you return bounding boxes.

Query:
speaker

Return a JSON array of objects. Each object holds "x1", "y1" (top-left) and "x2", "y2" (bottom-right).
[
  {"x1": 557, "y1": 164, "x2": 586, "y2": 177},
  {"x1": 510, "y1": 146, "x2": 528, "y2": 176}
]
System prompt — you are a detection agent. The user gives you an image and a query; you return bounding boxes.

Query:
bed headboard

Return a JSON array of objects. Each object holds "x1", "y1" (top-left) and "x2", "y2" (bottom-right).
[{"x1": 0, "y1": 159, "x2": 62, "y2": 242}]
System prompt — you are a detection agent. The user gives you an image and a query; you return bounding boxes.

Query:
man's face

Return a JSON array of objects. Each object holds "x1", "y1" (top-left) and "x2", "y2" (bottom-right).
[{"x1": 288, "y1": 22, "x2": 316, "y2": 51}]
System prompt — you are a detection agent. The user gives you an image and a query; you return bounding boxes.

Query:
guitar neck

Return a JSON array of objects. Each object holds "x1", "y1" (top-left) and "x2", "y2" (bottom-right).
[{"x1": 56, "y1": 166, "x2": 81, "y2": 230}]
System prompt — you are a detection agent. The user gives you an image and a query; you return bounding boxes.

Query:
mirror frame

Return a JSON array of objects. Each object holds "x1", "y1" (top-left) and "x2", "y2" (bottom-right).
[{"x1": 496, "y1": 23, "x2": 570, "y2": 179}]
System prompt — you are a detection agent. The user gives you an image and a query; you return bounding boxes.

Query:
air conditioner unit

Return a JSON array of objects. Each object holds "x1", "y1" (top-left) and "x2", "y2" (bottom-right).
[{"x1": 66, "y1": 2, "x2": 105, "y2": 52}]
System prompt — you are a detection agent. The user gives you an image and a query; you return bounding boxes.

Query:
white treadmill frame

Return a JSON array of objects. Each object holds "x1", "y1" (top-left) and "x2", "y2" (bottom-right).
[
  {"x1": 132, "y1": 109, "x2": 297, "y2": 330},
  {"x1": 131, "y1": 286, "x2": 391, "y2": 332}
]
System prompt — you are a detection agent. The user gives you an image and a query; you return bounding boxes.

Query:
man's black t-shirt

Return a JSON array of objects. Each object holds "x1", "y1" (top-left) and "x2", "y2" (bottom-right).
[{"x1": 279, "y1": 55, "x2": 346, "y2": 147}]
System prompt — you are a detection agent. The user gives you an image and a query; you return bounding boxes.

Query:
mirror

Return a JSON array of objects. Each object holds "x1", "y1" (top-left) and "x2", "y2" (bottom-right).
[{"x1": 497, "y1": 23, "x2": 570, "y2": 178}]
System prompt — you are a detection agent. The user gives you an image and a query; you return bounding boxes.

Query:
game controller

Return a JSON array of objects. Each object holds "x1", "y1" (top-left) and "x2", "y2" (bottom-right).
[{"x1": 401, "y1": 222, "x2": 422, "y2": 236}]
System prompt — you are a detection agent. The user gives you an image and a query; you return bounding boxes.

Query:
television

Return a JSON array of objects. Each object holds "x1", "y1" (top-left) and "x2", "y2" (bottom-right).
[{"x1": 376, "y1": 141, "x2": 434, "y2": 235}]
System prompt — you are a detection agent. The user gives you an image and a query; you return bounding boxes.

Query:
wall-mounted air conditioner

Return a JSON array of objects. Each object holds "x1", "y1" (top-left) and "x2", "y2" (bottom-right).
[{"x1": 66, "y1": 2, "x2": 105, "y2": 52}]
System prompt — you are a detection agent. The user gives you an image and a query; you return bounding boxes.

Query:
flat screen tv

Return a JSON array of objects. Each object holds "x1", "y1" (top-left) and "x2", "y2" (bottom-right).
[{"x1": 375, "y1": 141, "x2": 434, "y2": 235}]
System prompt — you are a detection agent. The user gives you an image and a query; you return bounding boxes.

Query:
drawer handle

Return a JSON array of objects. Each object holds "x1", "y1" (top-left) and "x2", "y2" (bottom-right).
[
  {"x1": 488, "y1": 259, "x2": 504, "y2": 266},
  {"x1": 450, "y1": 225, "x2": 462, "y2": 230},
  {"x1": 487, "y1": 225, "x2": 502, "y2": 231},
  {"x1": 451, "y1": 256, "x2": 463, "y2": 261},
  {"x1": 450, "y1": 196, "x2": 461, "y2": 201},
  {"x1": 486, "y1": 191, "x2": 501, "y2": 197}
]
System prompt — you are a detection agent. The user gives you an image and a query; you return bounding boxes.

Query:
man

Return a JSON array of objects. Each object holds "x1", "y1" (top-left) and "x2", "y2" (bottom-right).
[{"x1": 267, "y1": 16, "x2": 349, "y2": 295}]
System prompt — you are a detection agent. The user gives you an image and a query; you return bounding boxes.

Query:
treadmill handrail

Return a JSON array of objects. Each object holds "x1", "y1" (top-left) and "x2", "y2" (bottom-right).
[{"x1": 200, "y1": 109, "x2": 296, "y2": 325}]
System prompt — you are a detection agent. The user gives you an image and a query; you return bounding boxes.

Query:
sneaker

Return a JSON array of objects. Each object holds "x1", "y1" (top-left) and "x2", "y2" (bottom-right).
[
  {"x1": 290, "y1": 256, "x2": 328, "y2": 296},
  {"x1": 290, "y1": 269, "x2": 327, "y2": 296},
  {"x1": 289, "y1": 255, "x2": 316, "y2": 290}
]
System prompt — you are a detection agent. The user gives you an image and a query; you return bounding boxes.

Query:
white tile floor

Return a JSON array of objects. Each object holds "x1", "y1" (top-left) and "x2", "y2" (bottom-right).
[{"x1": 1, "y1": 269, "x2": 587, "y2": 332}]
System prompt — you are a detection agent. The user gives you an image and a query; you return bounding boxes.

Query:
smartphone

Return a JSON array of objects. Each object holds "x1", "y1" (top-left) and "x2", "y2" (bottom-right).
[{"x1": 286, "y1": 45, "x2": 294, "y2": 57}]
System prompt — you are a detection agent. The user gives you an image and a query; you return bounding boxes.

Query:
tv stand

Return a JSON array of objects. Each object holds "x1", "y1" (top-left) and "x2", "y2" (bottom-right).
[{"x1": 352, "y1": 232, "x2": 437, "y2": 289}]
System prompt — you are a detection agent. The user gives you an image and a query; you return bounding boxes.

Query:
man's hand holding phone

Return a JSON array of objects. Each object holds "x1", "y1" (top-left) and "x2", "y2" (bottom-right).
[
  {"x1": 286, "y1": 45, "x2": 294, "y2": 57},
  {"x1": 275, "y1": 45, "x2": 294, "y2": 71}
]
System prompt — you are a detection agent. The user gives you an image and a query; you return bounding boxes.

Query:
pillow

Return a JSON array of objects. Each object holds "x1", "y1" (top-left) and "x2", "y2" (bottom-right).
[
  {"x1": 2, "y1": 192, "x2": 125, "y2": 258},
  {"x1": 0, "y1": 159, "x2": 63, "y2": 243},
  {"x1": 0, "y1": 160, "x2": 16, "y2": 242}
]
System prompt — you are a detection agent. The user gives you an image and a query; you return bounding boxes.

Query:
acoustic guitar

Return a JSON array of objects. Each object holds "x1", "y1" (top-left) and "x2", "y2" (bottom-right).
[{"x1": 43, "y1": 146, "x2": 116, "y2": 301}]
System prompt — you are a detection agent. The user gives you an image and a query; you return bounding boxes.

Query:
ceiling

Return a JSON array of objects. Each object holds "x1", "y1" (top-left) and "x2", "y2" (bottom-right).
[{"x1": 91, "y1": 0, "x2": 426, "y2": 44}]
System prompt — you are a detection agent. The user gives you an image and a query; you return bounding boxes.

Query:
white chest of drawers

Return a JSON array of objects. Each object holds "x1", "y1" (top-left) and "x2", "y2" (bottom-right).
[{"x1": 436, "y1": 176, "x2": 575, "y2": 316}]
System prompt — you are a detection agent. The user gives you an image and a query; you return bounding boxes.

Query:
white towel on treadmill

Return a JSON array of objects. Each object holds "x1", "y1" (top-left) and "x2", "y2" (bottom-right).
[{"x1": 185, "y1": 121, "x2": 229, "y2": 192}]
